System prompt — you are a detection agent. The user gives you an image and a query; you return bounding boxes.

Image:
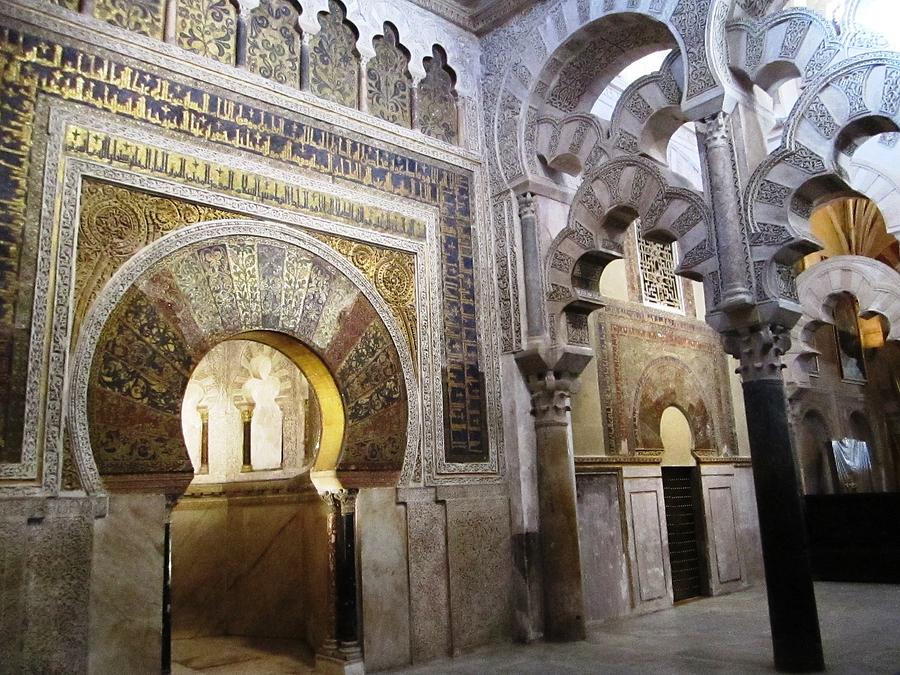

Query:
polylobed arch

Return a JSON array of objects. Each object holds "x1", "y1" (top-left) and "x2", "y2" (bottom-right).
[
  {"x1": 491, "y1": 0, "x2": 732, "y2": 190},
  {"x1": 744, "y1": 50, "x2": 900, "y2": 320},
  {"x1": 632, "y1": 356, "x2": 718, "y2": 454},
  {"x1": 68, "y1": 220, "x2": 418, "y2": 498},
  {"x1": 544, "y1": 156, "x2": 713, "y2": 345},
  {"x1": 726, "y1": 8, "x2": 842, "y2": 98},
  {"x1": 796, "y1": 255, "x2": 900, "y2": 341}
]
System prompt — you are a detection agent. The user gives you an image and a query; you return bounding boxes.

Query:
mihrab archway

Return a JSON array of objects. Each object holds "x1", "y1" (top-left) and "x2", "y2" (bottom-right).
[{"x1": 68, "y1": 219, "x2": 418, "y2": 497}]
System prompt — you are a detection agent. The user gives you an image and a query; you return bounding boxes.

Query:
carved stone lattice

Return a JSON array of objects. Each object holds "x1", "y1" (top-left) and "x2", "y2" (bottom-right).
[
  {"x1": 175, "y1": 0, "x2": 237, "y2": 64},
  {"x1": 637, "y1": 236, "x2": 682, "y2": 311},
  {"x1": 309, "y1": 0, "x2": 360, "y2": 108},
  {"x1": 245, "y1": 0, "x2": 302, "y2": 86},
  {"x1": 417, "y1": 47, "x2": 458, "y2": 144},
  {"x1": 367, "y1": 25, "x2": 412, "y2": 127}
]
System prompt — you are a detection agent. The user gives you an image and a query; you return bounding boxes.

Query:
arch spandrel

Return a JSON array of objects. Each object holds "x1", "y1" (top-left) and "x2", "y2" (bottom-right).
[{"x1": 70, "y1": 220, "x2": 418, "y2": 496}]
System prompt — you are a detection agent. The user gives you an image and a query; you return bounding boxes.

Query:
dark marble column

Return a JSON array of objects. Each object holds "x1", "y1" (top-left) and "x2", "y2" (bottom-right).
[
  {"x1": 727, "y1": 326, "x2": 824, "y2": 673},
  {"x1": 239, "y1": 403, "x2": 253, "y2": 472},
  {"x1": 317, "y1": 490, "x2": 363, "y2": 672},
  {"x1": 336, "y1": 490, "x2": 361, "y2": 659},
  {"x1": 198, "y1": 406, "x2": 209, "y2": 475},
  {"x1": 527, "y1": 370, "x2": 586, "y2": 642},
  {"x1": 161, "y1": 520, "x2": 172, "y2": 674}
]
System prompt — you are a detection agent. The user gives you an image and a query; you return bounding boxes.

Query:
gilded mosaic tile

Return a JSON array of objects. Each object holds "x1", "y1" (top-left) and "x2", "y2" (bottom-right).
[
  {"x1": 175, "y1": 0, "x2": 237, "y2": 65},
  {"x1": 367, "y1": 24, "x2": 412, "y2": 127},
  {"x1": 0, "y1": 27, "x2": 484, "y2": 468},
  {"x1": 309, "y1": 0, "x2": 360, "y2": 108}
]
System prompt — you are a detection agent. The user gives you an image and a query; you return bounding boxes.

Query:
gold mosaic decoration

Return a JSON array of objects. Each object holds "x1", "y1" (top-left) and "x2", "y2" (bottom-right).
[
  {"x1": 49, "y1": 0, "x2": 80, "y2": 10},
  {"x1": 309, "y1": 0, "x2": 360, "y2": 108},
  {"x1": 175, "y1": 0, "x2": 238, "y2": 65},
  {"x1": 92, "y1": 0, "x2": 166, "y2": 39},
  {"x1": 417, "y1": 46, "x2": 458, "y2": 144},
  {"x1": 74, "y1": 178, "x2": 418, "y2": 364},
  {"x1": 366, "y1": 24, "x2": 412, "y2": 127},
  {"x1": 245, "y1": 0, "x2": 302, "y2": 86},
  {"x1": 64, "y1": 126, "x2": 426, "y2": 240}
]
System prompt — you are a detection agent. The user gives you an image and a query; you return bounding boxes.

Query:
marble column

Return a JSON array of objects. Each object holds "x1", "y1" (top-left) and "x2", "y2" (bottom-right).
[
  {"x1": 517, "y1": 192, "x2": 545, "y2": 341},
  {"x1": 410, "y1": 79, "x2": 420, "y2": 131},
  {"x1": 527, "y1": 370, "x2": 586, "y2": 642},
  {"x1": 300, "y1": 33, "x2": 311, "y2": 92},
  {"x1": 239, "y1": 403, "x2": 254, "y2": 472},
  {"x1": 235, "y1": 5, "x2": 251, "y2": 67},
  {"x1": 726, "y1": 325, "x2": 824, "y2": 673},
  {"x1": 696, "y1": 112, "x2": 754, "y2": 310},
  {"x1": 163, "y1": 0, "x2": 178, "y2": 44},
  {"x1": 197, "y1": 405, "x2": 209, "y2": 475},
  {"x1": 358, "y1": 58, "x2": 369, "y2": 114},
  {"x1": 317, "y1": 491, "x2": 363, "y2": 674}
]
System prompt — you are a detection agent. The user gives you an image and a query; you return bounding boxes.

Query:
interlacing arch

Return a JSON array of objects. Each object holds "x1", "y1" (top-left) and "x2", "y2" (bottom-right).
[
  {"x1": 744, "y1": 50, "x2": 900, "y2": 311},
  {"x1": 545, "y1": 156, "x2": 713, "y2": 345},
  {"x1": 491, "y1": 0, "x2": 735, "y2": 190}
]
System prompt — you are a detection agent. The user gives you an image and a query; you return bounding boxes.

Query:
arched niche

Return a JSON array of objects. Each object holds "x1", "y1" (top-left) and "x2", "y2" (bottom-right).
[
  {"x1": 69, "y1": 220, "x2": 418, "y2": 498},
  {"x1": 660, "y1": 405, "x2": 695, "y2": 466},
  {"x1": 797, "y1": 410, "x2": 836, "y2": 495},
  {"x1": 632, "y1": 356, "x2": 717, "y2": 455}
]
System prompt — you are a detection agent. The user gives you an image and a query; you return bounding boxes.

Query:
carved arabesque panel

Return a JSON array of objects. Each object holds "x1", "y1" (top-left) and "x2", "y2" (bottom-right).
[
  {"x1": 245, "y1": 0, "x2": 302, "y2": 86},
  {"x1": 417, "y1": 46, "x2": 458, "y2": 144},
  {"x1": 92, "y1": 0, "x2": 165, "y2": 38},
  {"x1": 175, "y1": 0, "x2": 238, "y2": 65},
  {"x1": 367, "y1": 24, "x2": 412, "y2": 127},
  {"x1": 637, "y1": 235, "x2": 682, "y2": 311},
  {"x1": 309, "y1": 0, "x2": 360, "y2": 108}
]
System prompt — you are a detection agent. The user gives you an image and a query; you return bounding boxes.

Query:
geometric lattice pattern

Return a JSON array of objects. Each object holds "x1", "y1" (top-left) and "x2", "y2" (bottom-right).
[{"x1": 637, "y1": 236, "x2": 683, "y2": 311}]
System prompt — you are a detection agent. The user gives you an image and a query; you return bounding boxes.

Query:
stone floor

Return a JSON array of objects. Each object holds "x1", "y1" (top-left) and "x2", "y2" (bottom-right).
[
  {"x1": 171, "y1": 636, "x2": 316, "y2": 674},
  {"x1": 390, "y1": 582, "x2": 900, "y2": 674},
  {"x1": 170, "y1": 583, "x2": 900, "y2": 674}
]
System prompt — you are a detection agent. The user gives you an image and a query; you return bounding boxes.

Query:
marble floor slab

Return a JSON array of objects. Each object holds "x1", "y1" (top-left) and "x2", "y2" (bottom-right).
[
  {"x1": 171, "y1": 636, "x2": 316, "y2": 674},
  {"x1": 386, "y1": 582, "x2": 900, "y2": 674}
]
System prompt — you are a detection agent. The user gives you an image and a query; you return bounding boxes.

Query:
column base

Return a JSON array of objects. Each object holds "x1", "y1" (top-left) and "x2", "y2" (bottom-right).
[{"x1": 315, "y1": 651, "x2": 365, "y2": 675}]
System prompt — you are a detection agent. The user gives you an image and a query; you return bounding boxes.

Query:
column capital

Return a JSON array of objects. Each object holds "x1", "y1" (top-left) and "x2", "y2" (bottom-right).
[
  {"x1": 517, "y1": 191, "x2": 536, "y2": 218},
  {"x1": 697, "y1": 111, "x2": 730, "y2": 146},
  {"x1": 724, "y1": 324, "x2": 791, "y2": 383},
  {"x1": 525, "y1": 370, "x2": 580, "y2": 427}
]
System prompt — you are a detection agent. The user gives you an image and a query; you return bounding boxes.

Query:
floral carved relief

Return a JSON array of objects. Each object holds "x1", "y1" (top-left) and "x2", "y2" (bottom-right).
[
  {"x1": 175, "y1": 0, "x2": 238, "y2": 64},
  {"x1": 367, "y1": 24, "x2": 412, "y2": 127},
  {"x1": 309, "y1": 0, "x2": 360, "y2": 108},
  {"x1": 245, "y1": 0, "x2": 302, "y2": 87},
  {"x1": 417, "y1": 46, "x2": 457, "y2": 144}
]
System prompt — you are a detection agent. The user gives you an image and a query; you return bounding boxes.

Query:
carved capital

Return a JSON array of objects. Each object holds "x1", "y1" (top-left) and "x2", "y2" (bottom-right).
[
  {"x1": 322, "y1": 488, "x2": 358, "y2": 515},
  {"x1": 526, "y1": 370, "x2": 579, "y2": 427},
  {"x1": 698, "y1": 111, "x2": 730, "y2": 148},
  {"x1": 517, "y1": 191, "x2": 536, "y2": 221},
  {"x1": 724, "y1": 325, "x2": 792, "y2": 382}
]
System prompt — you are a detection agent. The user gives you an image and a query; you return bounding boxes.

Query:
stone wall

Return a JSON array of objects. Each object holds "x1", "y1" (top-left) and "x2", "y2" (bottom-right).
[{"x1": 358, "y1": 486, "x2": 513, "y2": 670}]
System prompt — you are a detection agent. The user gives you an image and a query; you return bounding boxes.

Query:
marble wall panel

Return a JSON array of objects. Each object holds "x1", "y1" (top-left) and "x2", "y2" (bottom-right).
[
  {"x1": 89, "y1": 494, "x2": 166, "y2": 675},
  {"x1": 699, "y1": 466, "x2": 747, "y2": 595},
  {"x1": 171, "y1": 499, "x2": 229, "y2": 638},
  {"x1": 358, "y1": 488, "x2": 411, "y2": 671},
  {"x1": 226, "y1": 500, "x2": 308, "y2": 639},
  {"x1": 0, "y1": 506, "x2": 27, "y2": 672},
  {"x1": 400, "y1": 488, "x2": 452, "y2": 662},
  {"x1": 576, "y1": 472, "x2": 630, "y2": 622},
  {"x1": 296, "y1": 499, "x2": 330, "y2": 651},
  {"x1": 439, "y1": 485, "x2": 512, "y2": 653},
  {"x1": 733, "y1": 465, "x2": 765, "y2": 583},
  {"x1": 622, "y1": 467, "x2": 671, "y2": 613},
  {"x1": 23, "y1": 498, "x2": 95, "y2": 673}
]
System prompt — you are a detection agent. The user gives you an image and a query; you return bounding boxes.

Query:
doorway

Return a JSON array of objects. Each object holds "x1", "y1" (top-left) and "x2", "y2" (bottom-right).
[{"x1": 659, "y1": 406, "x2": 707, "y2": 602}]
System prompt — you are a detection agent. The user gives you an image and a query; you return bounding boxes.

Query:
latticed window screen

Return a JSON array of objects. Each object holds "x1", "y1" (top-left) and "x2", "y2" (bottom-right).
[{"x1": 637, "y1": 234, "x2": 683, "y2": 311}]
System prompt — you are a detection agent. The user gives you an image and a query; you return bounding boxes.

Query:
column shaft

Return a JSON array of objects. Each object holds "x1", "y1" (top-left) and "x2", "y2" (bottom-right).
[
  {"x1": 535, "y1": 421, "x2": 585, "y2": 640},
  {"x1": 742, "y1": 378, "x2": 824, "y2": 672},
  {"x1": 517, "y1": 193, "x2": 545, "y2": 339}
]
